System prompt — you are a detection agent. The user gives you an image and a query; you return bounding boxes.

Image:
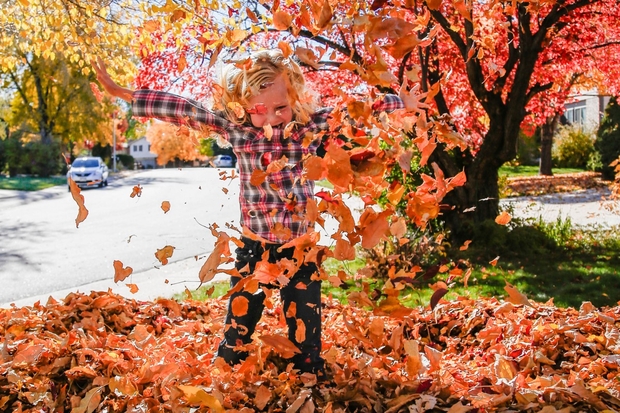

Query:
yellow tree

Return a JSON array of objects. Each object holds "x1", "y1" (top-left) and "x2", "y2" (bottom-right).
[{"x1": 0, "y1": 0, "x2": 141, "y2": 147}]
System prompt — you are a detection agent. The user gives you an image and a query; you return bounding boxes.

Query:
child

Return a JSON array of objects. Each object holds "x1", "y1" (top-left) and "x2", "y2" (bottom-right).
[{"x1": 93, "y1": 49, "x2": 403, "y2": 378}]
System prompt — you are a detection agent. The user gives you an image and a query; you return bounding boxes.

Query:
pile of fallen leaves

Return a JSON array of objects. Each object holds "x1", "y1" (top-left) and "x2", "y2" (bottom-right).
[
  {"x1": 2, "y1": 291, "x2": 620, "y2": 412},
  {"x1": 505, "y1": 172, "x2": 609, "y2": 197}
]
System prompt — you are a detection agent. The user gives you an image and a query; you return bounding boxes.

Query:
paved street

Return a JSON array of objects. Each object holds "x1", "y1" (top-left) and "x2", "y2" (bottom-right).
[{"x1": 0, "y1": 168, "x2": 243, "y2": 307}]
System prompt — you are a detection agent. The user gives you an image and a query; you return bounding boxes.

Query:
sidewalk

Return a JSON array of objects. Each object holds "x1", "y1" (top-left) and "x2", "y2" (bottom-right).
[{"x1": 2, "y1": 256, "x2": 229, "y2": 308}]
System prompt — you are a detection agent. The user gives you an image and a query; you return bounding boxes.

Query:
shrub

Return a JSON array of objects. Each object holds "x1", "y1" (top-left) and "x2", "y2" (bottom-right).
[
  {"x1": 116, "y1": 153, "x2": 134, "y2": 169},
  {"x1": 3, "y1": 132, "x2": 63, "y2": 177},
  {"x1": 552, "y1": 125, "x2": 595, "y2": 169},
  {"x1": 594, "y1": 97, "x2": 620, "y2": 180}
]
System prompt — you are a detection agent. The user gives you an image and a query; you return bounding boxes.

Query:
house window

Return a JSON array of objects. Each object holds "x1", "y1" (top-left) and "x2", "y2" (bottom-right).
[
  {"x1": 133, "y1": 145, "x2": 137, "y2": 152},
  {"x1": 566, "y1": 104, "x2": 587, "y2": 125},
  {"x1": 139, "y1": 145, "x2": 143, "y2": 151}
]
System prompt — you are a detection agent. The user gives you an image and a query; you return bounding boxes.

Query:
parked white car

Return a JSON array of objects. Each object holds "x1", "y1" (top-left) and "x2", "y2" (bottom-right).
[
  {"x1": 211, "y1": 154, "x2": 235, "y2": 168},
  {"x1": 67, "y1": 156, "x2": 109, "y2": 189}
]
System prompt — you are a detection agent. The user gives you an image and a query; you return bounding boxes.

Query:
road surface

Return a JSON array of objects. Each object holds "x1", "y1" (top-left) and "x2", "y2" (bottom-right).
[{"x1": 0, "y1": 168, "x2": 243, "y2": 307}]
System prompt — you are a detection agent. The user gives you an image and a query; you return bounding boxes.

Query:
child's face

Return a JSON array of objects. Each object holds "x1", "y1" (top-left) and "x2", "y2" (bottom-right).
[{"x1": 246, "y1": 75, "x2": 293, "y2": 128}]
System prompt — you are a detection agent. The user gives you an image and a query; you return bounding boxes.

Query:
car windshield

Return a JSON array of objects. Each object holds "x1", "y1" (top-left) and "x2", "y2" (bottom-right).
[{"x1": 72, "y1": 159, "x2": 99, "y2": 168}]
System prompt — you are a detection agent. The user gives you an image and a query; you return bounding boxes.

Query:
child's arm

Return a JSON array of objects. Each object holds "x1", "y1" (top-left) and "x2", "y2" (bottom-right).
[
  {"x1": 92, "y1": 59, "x2": 230, "y2": 134},
  {"x1": 371, "y1": 94, "x2": 405, "y2": 113},
  {"x1": 92, "y1": 58, "x2": 134, "y2": 103}
]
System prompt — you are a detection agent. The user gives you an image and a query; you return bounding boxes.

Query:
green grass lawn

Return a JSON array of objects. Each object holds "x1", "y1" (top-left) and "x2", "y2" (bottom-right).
[
  {"x1": 499, "y1": 165, "x2": 585, "y2": 177},
  {"x1": 178, "y1": 223, "x2": 620, "y2": 310},
  {"x1": 0, "y1": 175, "x2": 66, "y2": 191}
]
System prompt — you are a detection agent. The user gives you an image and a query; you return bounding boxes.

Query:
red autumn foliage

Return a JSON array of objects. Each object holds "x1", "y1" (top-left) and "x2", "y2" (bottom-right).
[{"x1": 2, "y1": 291, "x2": 620, "y2": 412}]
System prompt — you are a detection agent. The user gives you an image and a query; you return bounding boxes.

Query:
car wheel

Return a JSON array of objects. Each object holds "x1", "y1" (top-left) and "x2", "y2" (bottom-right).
[{"x1": 104, "y1": 179, "x2": 108, "y2": 187}]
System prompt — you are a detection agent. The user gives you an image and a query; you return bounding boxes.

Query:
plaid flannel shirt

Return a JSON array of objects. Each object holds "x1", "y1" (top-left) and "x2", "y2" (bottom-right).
[{"x1": 132, "y1": 89, "x2": 403, "y2": 242}]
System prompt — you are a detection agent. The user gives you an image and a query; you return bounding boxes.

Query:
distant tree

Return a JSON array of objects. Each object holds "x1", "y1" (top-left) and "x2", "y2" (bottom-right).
[
  {"x1": 145, "y1": 122, "x2": 207, "y2": 166},
  {"x1": 595, "y1": 97, "x2": 620, "y2": 180}
]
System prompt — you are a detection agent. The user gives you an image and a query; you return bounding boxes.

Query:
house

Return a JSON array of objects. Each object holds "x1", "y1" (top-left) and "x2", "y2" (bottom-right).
[
  {"x1": 129, "y1": 137, "x2": 157, "y2": 169},
  {"x1": 564, "y1": 90, "x2": 612, "y2": 131}
]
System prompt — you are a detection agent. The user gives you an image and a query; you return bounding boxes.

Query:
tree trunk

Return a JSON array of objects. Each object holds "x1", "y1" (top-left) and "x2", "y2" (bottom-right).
[{"x1": 539, "y1": 114, "x2": 559, "y2": 176}]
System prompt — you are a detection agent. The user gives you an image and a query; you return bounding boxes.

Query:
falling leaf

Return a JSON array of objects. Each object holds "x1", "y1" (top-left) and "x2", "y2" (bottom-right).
[
  {"x1": 231, "y1": 296, "x2": 249, "y2": 317},
  {"x1": 495, "y1": 211, "x2": 511, "y2": 225},
  {"x1": 69, "y1": 178, "x2": 89, "y2": 228},
  {"x1": 430, "y1": 287, "x2": 448, "y2": 310},
  {"x1": 263, "y1": 123, "x2": 273, "y2": 140},
  {"x1": 272, "y1": 10, "x2": 292, "y2": 30},
  {"x1": 113, "y1": 260, "x2": 133, "y2": 283},
  {"x1": 130, "y1": 185, "x2": 142, "y2": 198},
  {"x1": 161, "y1": 201, "x2": 170, "y2": 213},
  {"x1": 259, "y1": 334, "x2": 301, "y2": 358},
  {"x1": 155, "y1": 245, "x2": 175, "y2": 265},
  {"x1": 504, "y1": 281, "x2": 533, "y2": 307},
  {"x1": 126, "y1": 283, "x2": 139, "y2": 294},
  {"x1": 489, "y1": 256, "x2": 500, "y2": 266},
  {"x1": 459, "y1": 240, "x2": 472, "y2": 251}
]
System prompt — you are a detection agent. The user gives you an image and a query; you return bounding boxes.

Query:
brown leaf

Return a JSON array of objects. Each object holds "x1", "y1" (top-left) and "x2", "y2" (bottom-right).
[
  {"x1": 155, "y1": 245, "x2": 175, "y2": 265},
  {"x1": 130, "y1": 185, "x2": 142, "y2": 198},
  {"x1": 259, "y1": 334, "x2": 301, "y2": 359},
  {"x1": 504, "y1": 281, "x2": 533, "y2": 307},
  {"x1": 430, "y1": 287, "x2": 448, "y2": 310},
  {"x1": 495, "y1": 211, "x2": 512, "y2": 225},
  {"x1": 68, "y1": 178, "x2": 89, "y2": 228},
  {"x1": 72, "y1": 386, "x2": 103, "y2": 413},
  {"x1": 231, "y1": 296, "x2": 249, "y2": 317},
  {"x1": 113, "y1": 260, "x2": 133, "y2": 283}
]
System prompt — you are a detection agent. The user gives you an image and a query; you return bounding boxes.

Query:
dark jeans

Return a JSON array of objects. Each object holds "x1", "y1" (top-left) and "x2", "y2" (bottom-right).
[{"x1": 217, "y1": 236, "x2": 324, "y2": 374}]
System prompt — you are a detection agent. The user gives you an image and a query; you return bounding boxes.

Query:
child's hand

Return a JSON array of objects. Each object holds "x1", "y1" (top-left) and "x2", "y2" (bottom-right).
[{"x1": 91, "y1": 57, "x2": 134, "y2": 103}]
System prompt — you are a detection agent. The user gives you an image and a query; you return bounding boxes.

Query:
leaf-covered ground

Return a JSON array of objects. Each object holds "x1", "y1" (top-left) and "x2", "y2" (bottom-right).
[
  {"x1": 505, "y1": 172, "x2": 609, "y2": 197},
  {"x1": 2, "y1": 291, "x2": 620, "y2": 412}
]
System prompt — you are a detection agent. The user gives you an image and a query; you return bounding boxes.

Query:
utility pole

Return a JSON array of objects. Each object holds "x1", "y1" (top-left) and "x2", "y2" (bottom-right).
[{"x1": 112, "y1": 111, "x2": 117, "y2": 172}]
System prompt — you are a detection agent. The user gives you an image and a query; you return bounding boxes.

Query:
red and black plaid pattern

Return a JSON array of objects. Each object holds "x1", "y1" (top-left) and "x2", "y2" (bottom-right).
[{"x1": 132, "y1": 89, "x2": 403, "y2": 242}]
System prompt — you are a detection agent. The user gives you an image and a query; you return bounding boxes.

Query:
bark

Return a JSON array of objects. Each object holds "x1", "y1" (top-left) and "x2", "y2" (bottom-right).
[{"x1": 539, "y1": 115, "x2": 560, "y2": 176}]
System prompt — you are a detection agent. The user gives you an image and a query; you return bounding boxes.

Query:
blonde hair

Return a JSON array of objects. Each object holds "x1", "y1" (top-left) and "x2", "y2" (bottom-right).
[{"x1": 218, "y1": 49, "x2": 316, "y2": 125}]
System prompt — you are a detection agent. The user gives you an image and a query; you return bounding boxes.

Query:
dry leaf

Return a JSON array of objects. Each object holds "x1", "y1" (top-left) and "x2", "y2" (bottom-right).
[
  {"x1": 113, "y1": 260, "x2": 133, "y2": 283},
  {"x1": 495, "y1": 211, "x2": 511, "y2": 225},
  {"x1": 504, "y1": 281, "x2": 533, "y2": 307},
  {"x1": 155, "y1": 245, "x2": 175, "y2": 265},
  {"x1": 130, "y1": 185, "x2": 142, "y2": 198},
  {"x1": 68, "y1": 178, "x2": 89, "y2": 228},
  {"x1": 161, "y1": 201, "x2": 171, "y2": 213}
]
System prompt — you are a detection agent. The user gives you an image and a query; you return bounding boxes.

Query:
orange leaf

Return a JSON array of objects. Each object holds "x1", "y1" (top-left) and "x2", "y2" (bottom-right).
[
  {"x1": 303, "y1": 155, "x2": 327, "y2": 181},
  {"x1": 295, "y1": 319, "x2": 306, "y2": 344},
  {"x1": 459, "y1": 240, "x2": 472, "y2": 251},
  {"x1": 113, "y1": 260, "x2": 133, "y2": 283},
  {"x1": 504, "y1": 281, "x2": 533, "y2": 307},
  {"x1": 155, "y1": 245, "x2": 175, "y2": 265},
  {"x1": 199, "y1": 230, "x2": 232, "y2": 283},
  {"x1": 334, "y1": 237, "x2": 356, "y2": 261},
  {"x1": 178, "y1": 386, "x2": 225, "y2": 413},
  {"x1": 126, "y1": 283, "x2": 139, "y2": 294},
  {"x1": 489, "y1": 256, "x2": 500, "y2": 266},
  {"x1": 69, "y1": 178, "x2": 89, "y2": 228},
  {"x1": 130, "y1": 185, "x2": 142, "y2": 198},
  {"x1": 231, "y1": 296, "x2": 249, "y2": 317},
  {"x1": 72, "y1": 386, "x2": 103, "y2": 413},
  {"x1": 161, "y1": 201, "x2": 170, "y2": 213},
  {"x1": 255, "y1": 385, "x2": 272, "y2": 410},
  {"x1": 250, "y1": 170, "x2": 268, "y2": 186},
  {"x1": 495, "y1": 211, "x2": 511, "y2": 225},
  {"x1": 259, "y1": 334, "x2": 301, "y2": 359},
  {"x1": 358, "y1": 209, "x2": 391, "y2": 249},
  {"x1": 272, "y1": 10, "x2": 292, "y2": 30}
]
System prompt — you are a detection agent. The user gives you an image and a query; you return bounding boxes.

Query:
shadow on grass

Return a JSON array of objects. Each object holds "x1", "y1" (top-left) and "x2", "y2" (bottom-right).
[{"x1": 456, "y1": 221, "x2": 620, "y2": 309}]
